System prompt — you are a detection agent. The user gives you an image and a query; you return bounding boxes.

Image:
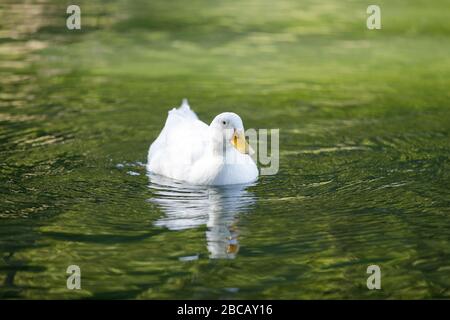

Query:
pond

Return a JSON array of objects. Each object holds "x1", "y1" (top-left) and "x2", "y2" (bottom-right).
[{"x1": 0, "y1": 0, "x2": 449, "y2": 299}]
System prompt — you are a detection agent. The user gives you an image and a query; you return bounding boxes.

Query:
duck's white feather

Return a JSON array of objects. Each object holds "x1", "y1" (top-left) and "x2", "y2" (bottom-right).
[{"x1": 147, "y1": 100, "x2": 258, "y2": 185}]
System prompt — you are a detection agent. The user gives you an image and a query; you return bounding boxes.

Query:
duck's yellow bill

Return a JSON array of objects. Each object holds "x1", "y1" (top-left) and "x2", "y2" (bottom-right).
[{"x1": 231, "y1": 130, "x2": 254, "y2": 155}]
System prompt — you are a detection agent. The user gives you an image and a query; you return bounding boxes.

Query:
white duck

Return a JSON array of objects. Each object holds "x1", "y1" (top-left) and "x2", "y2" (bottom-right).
[{"x1": 147, "y1": 99, "x2": 258, "y2": 185}]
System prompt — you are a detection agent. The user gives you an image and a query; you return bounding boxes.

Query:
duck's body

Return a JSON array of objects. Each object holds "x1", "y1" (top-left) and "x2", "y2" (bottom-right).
[{"x1": 147, "y1": 100, "x2": 258, "y2": 185}]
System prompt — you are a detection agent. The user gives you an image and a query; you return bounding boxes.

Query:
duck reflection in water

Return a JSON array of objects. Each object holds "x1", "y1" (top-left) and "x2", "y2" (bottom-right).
[{"x1": 148, "y1": 174, "x2": 256, "y2": 259}]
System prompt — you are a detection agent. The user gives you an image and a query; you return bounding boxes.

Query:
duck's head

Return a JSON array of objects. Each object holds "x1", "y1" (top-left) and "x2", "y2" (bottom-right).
[{"x1": 210, "y1": 112, "x2": 253, "y2": 155}]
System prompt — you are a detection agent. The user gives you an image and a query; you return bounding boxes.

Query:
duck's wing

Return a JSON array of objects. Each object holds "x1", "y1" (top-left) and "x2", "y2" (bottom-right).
[{"x1": 147, "y1": 100, "x2": 210, "y2": 179}]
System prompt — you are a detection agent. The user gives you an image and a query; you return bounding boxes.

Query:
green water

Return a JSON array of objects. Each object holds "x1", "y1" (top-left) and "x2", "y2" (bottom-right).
[{"x1": 1, "y1": 0, "x2": 449, "y2": 299}]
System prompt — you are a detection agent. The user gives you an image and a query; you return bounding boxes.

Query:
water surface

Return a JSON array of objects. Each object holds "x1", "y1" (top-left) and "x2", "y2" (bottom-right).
[{"x1": 0, "y1": 0, "x2": 449, "y2": 299}]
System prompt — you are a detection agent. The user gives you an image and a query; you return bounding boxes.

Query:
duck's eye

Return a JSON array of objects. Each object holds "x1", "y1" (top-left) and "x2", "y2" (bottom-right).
[{"x1": 222, "y1": 121, "x2": 226, "y2": 125}]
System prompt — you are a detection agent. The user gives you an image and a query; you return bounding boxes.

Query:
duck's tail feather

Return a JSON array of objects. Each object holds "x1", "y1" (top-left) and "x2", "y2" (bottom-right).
[
  {"x1": 180, "y1": 98, "x2": 190, "y2": 109},
  {"x1": 168, "y1": 98, "x2": 198, "y2": 120}
]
